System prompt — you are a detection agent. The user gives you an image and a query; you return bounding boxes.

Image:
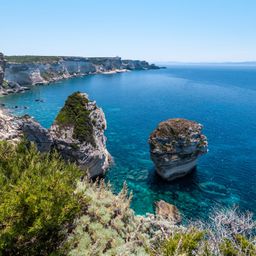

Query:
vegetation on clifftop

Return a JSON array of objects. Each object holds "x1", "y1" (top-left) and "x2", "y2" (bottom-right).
[
  {"x1": 55, "y1": 92, "x2": 96, "y2": 146},
  {"x1": 5, "y1": 55, "x2": 62, "y2": 64}
]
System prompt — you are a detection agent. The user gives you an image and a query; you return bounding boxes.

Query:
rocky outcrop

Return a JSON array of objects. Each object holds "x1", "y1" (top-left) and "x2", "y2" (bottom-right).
[
  {"x1": 0, "y1": 110, "x2": 52, "y2": 151},
  {"x1": 155, "y1": 200, "x2": 182, "y2": 223},
  {"x1": 50, "y1": 92, "x2": 111, "y2": 178},
  {"x1": 2, "y1": 56, "x2": 160, "y2": 93},
  {"x1": 0, "y1": 109, "x2": 23, "y2": 143},
  {"x1": 0, "y1": 92, "x2": 111, "y2": 177},
  {"x1": 149, "y1": 118, "x2": 208, "y2": 181},
  {"x1": 21, "y1": 115, "x2": 53, "y2": 152}
]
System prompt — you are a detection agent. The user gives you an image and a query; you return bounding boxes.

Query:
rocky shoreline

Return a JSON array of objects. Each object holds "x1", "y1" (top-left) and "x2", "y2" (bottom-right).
[
  {"x1": 0, "y1": 92, "x2": 111, "y2": 178},
  {"x1": 0, "y1": 54, "x2": 160, "y2": 96}
]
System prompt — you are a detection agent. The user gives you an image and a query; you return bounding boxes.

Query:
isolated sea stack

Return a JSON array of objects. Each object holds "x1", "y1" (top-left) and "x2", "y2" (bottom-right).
[
  {"x1": 50, "y1": 92, "x2": 111, "y2": 178},
  {"x1": 149, "y1": 118, "x2": 208, "y2": 181}
]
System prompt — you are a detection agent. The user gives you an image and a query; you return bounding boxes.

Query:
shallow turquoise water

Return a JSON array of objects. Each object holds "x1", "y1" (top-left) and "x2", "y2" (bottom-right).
[{"x1": 1, "y1": 65, "x2": 256, "y2": 220}]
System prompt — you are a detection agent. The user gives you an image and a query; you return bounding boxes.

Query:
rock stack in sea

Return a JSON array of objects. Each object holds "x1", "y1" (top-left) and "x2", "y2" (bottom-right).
[
  {"x1": 0, "y1": 92, "x2": 111, "y2": 178},
  {"x1": 149, "y1": 118, "x2": 208, "y2": 181}
]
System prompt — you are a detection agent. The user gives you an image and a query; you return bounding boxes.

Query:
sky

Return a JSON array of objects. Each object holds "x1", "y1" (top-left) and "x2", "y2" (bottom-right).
[{"x1": 0, "y1": 0, "x2": 256, "y2": 62}]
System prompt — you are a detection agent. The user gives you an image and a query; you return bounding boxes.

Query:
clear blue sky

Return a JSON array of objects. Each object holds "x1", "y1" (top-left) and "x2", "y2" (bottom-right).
[{"x1": 1, "y1": 0, "x2": 256, "y2": 62}]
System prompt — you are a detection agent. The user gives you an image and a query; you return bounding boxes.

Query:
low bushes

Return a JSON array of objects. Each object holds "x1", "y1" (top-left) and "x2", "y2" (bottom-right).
[
  {"x1": 0, "y1": 141, "x2": 83, "y2": 255},
  {"x1": 154, "y1": 207, "x2": 256, "y2": 256},
  {"x1": 159, "y1": 228, "x2": 205, "y2": 256}
]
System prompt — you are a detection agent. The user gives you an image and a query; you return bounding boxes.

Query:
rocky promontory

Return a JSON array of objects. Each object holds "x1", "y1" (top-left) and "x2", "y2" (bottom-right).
[
  {"x1": 0, "y1": 54, "x2": 160, "y2": 95},
  {"x1": 0, "y1": 92, "x2": 111, "y2": 178},
  {"x1": 149, "y1": 118, "x2": 208, "y2": 181},
  {"x1": 50, "y1": 92, "x2": 111, "y2": 178}
]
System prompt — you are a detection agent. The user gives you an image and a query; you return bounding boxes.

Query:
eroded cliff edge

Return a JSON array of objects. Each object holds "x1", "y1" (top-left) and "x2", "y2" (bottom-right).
[
  {"x1": 0, "y1": 92, "x2": 111, "y2": 178},
  {"x1": 0, "y1": 53, "x2": 5, "y2": 87},
  {"x1": 1, "y1": 54, "x2": 160, "y2": 95}
]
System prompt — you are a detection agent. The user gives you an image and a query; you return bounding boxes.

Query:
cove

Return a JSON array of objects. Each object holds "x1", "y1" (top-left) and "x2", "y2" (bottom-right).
[{"x1": 1, "y1": 65, "x2": 256, "y2": 220}]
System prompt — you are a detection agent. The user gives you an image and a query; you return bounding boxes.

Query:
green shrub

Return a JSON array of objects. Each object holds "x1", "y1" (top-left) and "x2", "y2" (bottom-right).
[
  {"x1": 220, "y1": 239, "x2": 238, "y2": 256},
  {"x1": 235, "y1": 234, "x2": 256, "y2": 255},
  {"x1": 159, "y1": 228, "x2": 205, "y2": 256},
  {"x1": 0, "y1": 141, "x2": 84, "y2": 255},
  {"x1": 220, "y1": 235, "x2": 256, "y2": 256},
  {"x1": 62, "y1": 181, "x2": 150, "y2": 256},
  {"x1": 55, "y1": 92, "x2": 96, "y2": 147}
]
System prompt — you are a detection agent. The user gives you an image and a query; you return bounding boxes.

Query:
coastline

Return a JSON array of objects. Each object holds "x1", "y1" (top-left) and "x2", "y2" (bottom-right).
[
  {"x1": 0, "y1": 55, "x2": 161, "y2": 97},
  {"x1": 0, "y1": 68, "x2": 132, "y2": 96}
]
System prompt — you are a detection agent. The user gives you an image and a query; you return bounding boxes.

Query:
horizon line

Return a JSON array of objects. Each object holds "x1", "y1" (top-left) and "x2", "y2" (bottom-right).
[
  {"x1": 2, "y1": 53, "x2": 256, "y2": 65},
  {"x1": 153, "y1": 60, "x2": 256, "y2": 65}
]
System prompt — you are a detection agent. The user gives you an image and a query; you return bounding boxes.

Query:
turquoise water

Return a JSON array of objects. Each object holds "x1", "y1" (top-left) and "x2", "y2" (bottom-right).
[{"x1": 1, "y1": 65, "x2": 256, "y2": 220}]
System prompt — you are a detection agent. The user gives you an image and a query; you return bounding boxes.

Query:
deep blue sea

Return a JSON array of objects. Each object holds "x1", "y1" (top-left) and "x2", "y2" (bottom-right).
[{"x1": 1, "y1": 65, "x2": 256, "y2": 220}]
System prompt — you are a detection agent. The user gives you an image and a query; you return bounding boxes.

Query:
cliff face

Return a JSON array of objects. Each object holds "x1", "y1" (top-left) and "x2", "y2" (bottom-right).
[
  {"x1": 3, "y1": 56, "x2": 160, "y2": 89},
  {"x1": 0, "y1": 53, "x2": 5, "y2": 87},
  {"x1": 0, "y1": 92, "x2": 111, "y2": 178},
  {"x1": 122, "y1": 59, "x2": 159, "y2": 70},
  {"x1": 4, "y1": 59, "x2": 96, "y2": 86},
  {"x1": 149, "y1": 118, "x2": 208, "y2": 181},
  {"x1": 0, "y1": 53, "x2": 31, "y2": 95}
]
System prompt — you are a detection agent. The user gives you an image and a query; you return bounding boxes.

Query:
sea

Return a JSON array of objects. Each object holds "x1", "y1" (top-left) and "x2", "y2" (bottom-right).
[{"x1": 1, "y1": 64, "x2": 256, "y2": 220}]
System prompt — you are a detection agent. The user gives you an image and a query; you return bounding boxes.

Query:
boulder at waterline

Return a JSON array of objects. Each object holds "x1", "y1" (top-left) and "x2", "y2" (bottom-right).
[{"x1": 155, "y1": 200, "x2": 182, "y2": 223}]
